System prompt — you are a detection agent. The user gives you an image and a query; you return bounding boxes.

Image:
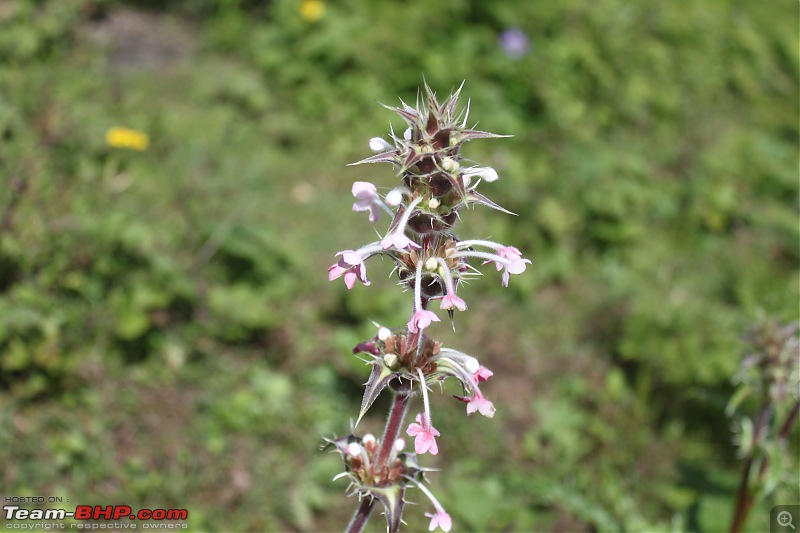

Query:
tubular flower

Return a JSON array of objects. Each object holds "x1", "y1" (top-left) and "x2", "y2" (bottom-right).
[
  {"x1": 406, "y1": 412, "x2": 440, "y2": 455},
  {"x1": 381, "y1": 196, "x2": 424, "y2": 251},
  {"x1": 405, "y1": 476, "x2": 452, "y2": 533},
  {"x1": 328, "y1": 255, "x2": 369, "y2": 289},
  {"x1": 352, "y1": 181, "x2": 383, "y2": 223},
  {"x1": 406, "y1": 369, "x2": 440, "y2": 455},
  {"x1": 407, "y1": 258, "x2": 440, "y2": 333},
  {"x1": 454, "y1": 365, "x2": 496, "y2": 418},
  {"x1": 455, "y1": 240, "x2": 531, "y2": 287}
]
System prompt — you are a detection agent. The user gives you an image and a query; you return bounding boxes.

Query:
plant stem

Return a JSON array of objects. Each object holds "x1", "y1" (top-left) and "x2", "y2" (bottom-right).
[
  {"x1": 346, "y1": 497, "x2": 375, "y2": 533},
  {"x1": 778, "y1": 398, "x2": 800, "y2": 440},
  {"x1": 730, "y1": 403, "x2": 772, "y2": 533},
  {"x1": 376, "y1": 387, "x2": 411, "y2": 468},
  {"x1": 346, "y1": 388, "x2": 411, "y2": 533}
]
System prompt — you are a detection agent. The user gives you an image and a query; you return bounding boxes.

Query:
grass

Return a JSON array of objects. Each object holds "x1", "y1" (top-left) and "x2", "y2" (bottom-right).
[{"x1": 0, "y1": 1, "x2": 797, "y2": 532}]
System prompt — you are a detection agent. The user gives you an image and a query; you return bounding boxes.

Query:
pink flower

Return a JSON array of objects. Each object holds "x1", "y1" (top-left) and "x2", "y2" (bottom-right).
[
  {"x1": 328, "y1": 262, "x2": 369, "y2": 289},
  {"x1": 484, "y1": 246, "x2": 530, "y2": 287},
  {"x1": 465, "y1": 388, "x2": 496, "y2": 417},
  {"x1": 425, "y1": 509, "x2": 452, "y2": 532},
  {"x1": 407, "y1": 309, "x2": 440, "y2": 333},
  {"x1": 454, "y1": 368, "x2": 496, "y2": 417},
  {"x1": 406, "y1": 413, "x2": 440, "y2": 455},
  {"x1": 328, "y1": 250, "x2": 370, "y2": 289},
  {"x1": 381, "y1": 231, "x2": 420, "y2": 251},
  {"x1": 475, "y1": 365, "x2": 494, "y2": 383},
  {"x1": 439, "y1": 294, "x2": 467, "y2": 311},
  {"x1": 352, "y1": 181, "x2": 382, "y2": 223},
  {"x1": 496, "y1": 245, "x2": 523, "y2": 263}
]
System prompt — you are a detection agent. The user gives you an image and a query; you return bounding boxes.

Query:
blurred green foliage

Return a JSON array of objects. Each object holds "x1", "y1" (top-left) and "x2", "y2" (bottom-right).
[{"x1": 0, "y1": 0, "x2": 797, "y2": 531}]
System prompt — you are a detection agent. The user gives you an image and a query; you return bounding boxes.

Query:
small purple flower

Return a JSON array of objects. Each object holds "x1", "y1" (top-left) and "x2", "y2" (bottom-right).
[
  {"x1": 499, "y1": 28, "x2": 530, "y2": 59},
  {"x1": 352, "y1": 181, "x2": 382, "y2": 223}
]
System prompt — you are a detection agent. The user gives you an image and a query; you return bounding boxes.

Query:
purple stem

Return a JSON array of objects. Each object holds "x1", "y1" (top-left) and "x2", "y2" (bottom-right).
[
  {"x1": 376, "y1": 388, "x2": 411, "y2": 468},
  {"x1": 345, "y1": 496, "x2": 375, "y2": 533}
]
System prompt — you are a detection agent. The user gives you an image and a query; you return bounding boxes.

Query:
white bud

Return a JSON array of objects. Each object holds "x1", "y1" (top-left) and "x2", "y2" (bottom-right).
[
  {"x1": 428, "y1": 198, "x2": 440, "y2": 210},
  {"x1": 346, "y1": 443, "x2": 362, "y2": 457},
  {"x1": 441, "y1": 157, "x2": 458, "y2": 172},
  {"x1": 383, "y1": 353, "x2": 398, "y2": 368},
  {"x1": 369, "y1": 137, "x2": 393, "y2": 152},
  {"x1": 464, "y1": 357, "x2": 480, "y2": 374},
  {"x1": 424, "y1": 257, "x2": 439, "y2": 271},
  {"x1": 394, "y1": 438, "x2": 405, "y2": 451},
  {"x1": 378, "y1": 327, "x2": 391, "y2": 341},
  {"x1": 385, "y1": 188, "x2": 404, "y2": 207},
  {"x1": 362, "y1": 434, "x2": 376, "y2": 446}
]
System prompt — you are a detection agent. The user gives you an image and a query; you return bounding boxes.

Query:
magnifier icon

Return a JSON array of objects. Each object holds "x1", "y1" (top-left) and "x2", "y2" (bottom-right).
[{"x1": 778, "y1": 511, "x2": 795, "y2": 530}]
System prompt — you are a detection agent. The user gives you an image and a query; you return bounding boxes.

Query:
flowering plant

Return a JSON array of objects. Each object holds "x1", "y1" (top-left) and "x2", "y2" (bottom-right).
[{"x1": 324, "y1": 82, "x2": 530, "y2": 533}]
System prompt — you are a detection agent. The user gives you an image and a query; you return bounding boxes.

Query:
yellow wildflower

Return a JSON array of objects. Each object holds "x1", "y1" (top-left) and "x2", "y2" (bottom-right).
[
  {"x1": 106, "y1": 127, "x2": 149, "y2": 151},
  {"x1": 299, "y1": 0, "x2": 325, "y2": 22}
]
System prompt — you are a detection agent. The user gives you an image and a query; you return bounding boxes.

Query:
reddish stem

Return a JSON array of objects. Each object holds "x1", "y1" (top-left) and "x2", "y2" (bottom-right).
[
  {"x1": 730, "y1": 403, "x2": 772, "y2": 533},
  {"x1": 376, "y1": 387, "x2": 411, "y2": 468},
  {"x1": 346, "y1": 496, "x2": 375, "y2": 533}
]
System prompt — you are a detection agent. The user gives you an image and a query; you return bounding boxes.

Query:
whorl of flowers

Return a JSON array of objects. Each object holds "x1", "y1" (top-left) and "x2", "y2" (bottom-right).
[{"x1": 324, "y1": 82, "x2": 530, "y2": 533}]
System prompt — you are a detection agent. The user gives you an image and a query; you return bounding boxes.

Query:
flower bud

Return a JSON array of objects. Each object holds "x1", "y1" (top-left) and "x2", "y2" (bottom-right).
[
  {"x1": 394, "y1": 438, "x2": 405, "y2": 451},
  {"x1": 369, "y1": 137, "x2": 393, "y2": 152},
  {"x1": 346, "y1": 442, "x2": 362, "y2": 457},
  {"x1": 428, "y1": 198, "x2": 440, "y2": 210},
  {"x1": 362, "y1": 434, "x2": 376, "y2": 447},
  {"x1": 441, "y1": 157, "x2": 459, "y2": 172},
  {"x1": 425, "y1": 257, "x2": 439, "y2": 271},
  {"x1": 385, "y1": 188, "x2": 404, "y2": 207},
  {"x1": 383, "y1": 353, "x2": 398, "y2": 368},
  {"x1": 378, "y1": 327, "x2": 391, "y2": 341}
]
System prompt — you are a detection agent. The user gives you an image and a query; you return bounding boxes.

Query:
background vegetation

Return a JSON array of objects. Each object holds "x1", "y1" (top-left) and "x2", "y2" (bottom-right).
[{"x1": 0, "y1": 0, "x2": 797, "y2": 531}]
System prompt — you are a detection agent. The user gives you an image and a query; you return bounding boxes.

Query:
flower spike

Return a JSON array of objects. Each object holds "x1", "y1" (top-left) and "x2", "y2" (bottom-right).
[{"x1": 326, "y1": 82, "x2": 528, "y2": 532}]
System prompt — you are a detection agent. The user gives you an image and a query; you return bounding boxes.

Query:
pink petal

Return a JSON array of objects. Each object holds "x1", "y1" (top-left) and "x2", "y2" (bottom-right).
[
  {"x1": 328, "y1": 264, "x2": 346, "y2": 281},
  {"x1": 475, "y1": 366, "x2": 493, "y2": 382},
  {"x1": 352, "y1": 181, "x2": 377, "y2": 199}
]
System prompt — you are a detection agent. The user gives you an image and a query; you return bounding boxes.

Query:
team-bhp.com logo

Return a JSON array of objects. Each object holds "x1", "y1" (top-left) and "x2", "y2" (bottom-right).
[{"x1": 4, "y1": 505, "x2": 188, "y2": 527}]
